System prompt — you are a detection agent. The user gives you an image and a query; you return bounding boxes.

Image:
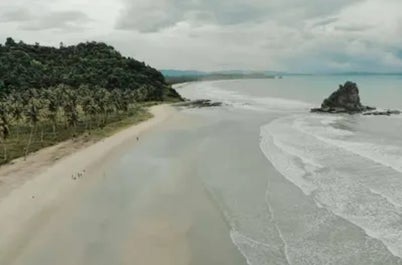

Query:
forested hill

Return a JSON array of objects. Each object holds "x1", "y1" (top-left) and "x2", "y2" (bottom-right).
[{"x1": 0, "y1": 37, "x2": 181, "y2": 101}]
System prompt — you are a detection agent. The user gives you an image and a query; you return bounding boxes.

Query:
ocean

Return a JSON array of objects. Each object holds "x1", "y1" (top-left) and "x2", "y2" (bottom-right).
[{"x1": 177, "y1": 77, "x2": 402, "y2": 265}]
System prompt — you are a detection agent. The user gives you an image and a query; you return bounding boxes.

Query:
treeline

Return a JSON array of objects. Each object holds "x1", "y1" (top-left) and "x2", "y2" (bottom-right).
[
  {"x1": 0, "y1": 38, "x2": 182, "y2": 163},
  {"x1": 0, "y1": 37, "x2": 181, "y2": 100}
]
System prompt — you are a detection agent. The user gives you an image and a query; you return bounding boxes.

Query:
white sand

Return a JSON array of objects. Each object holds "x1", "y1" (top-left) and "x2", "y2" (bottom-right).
[{"x1": 0, "y1": 104, "x2": 175, "y2": 259}]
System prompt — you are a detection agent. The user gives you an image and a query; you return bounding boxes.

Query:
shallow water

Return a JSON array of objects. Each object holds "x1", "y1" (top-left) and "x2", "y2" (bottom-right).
[{"x1": 178, "y1": 77, "x2": 402, "y2": 265}]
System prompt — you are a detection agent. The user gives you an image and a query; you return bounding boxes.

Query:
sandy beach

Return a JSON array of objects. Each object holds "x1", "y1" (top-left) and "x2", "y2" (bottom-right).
[
  {"x1": 0, "y1": 104, "x2": 173, "y2": 263},
  {"x1": 0, "y1": 105, "x2": 173, "y2": 200},
  {"x1": 0, "y1": 104, "x2": 245, "y2": 265}
]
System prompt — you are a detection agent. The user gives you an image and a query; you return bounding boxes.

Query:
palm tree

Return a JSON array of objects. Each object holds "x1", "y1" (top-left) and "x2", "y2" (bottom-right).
[
  {"x1": 25, "y1": 98, "x2": 41, "y2": 158},
  {"x1": 8, "y1": 93, "x2": 24, "y2": 140},
  {"x1": 81, "y1": 96, "x2": 98, "y2": 132},
  {"x1": 64, "y1": 101, "x2": 79, "y2": 133},
  {"x1": 62, "y1": 88, "x2": 79, "y2": 136},
  {"x1": 42, "y1": 88, "x2": 59, "y2": 137},
  {"x1": 111, "y1": 89, "x2": 123, "y2": 112},
  {"x1": 105, "y1": 101, "x2": 115, "y2": 123},
  {"x1": 93, "y1": 87, "x2": 110, "y2": 127},
  {"x1": 0, "y1": 102, "x2": 10, "y2": 161}
]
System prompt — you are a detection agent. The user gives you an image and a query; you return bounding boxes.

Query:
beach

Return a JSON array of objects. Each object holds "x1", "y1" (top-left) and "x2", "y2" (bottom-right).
[{"x1": 0, "y1": 104, "x2": 245, "y2": 265}]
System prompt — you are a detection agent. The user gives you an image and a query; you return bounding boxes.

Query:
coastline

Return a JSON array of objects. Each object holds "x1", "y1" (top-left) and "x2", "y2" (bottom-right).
[
  {"x1": 0, "y1": 104, "x2": 175, "y2": 261},
  {"x1": 0, "y1": 104, "x2": 172, "y2": 201},
  {"x1": 3, "y1": 77, "x2": 399, "y2": 265},
  {"x1": 0, "y1": 103, "x2": 246, "y2": 265}
]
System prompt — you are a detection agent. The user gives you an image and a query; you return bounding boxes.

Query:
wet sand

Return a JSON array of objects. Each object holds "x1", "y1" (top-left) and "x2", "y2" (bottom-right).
[{"x1": 0, "y1": 105, "x2": 245, "y2": 265}]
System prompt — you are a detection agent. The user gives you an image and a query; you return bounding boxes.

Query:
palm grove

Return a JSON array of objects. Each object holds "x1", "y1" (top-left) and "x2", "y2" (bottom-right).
[{"x1": 0, "y1": 38, "x2": 182, "y2": 164}]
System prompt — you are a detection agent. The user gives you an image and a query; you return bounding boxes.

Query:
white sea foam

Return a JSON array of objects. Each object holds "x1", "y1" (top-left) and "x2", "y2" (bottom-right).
[
  {"x1": 179, "y1": 82, "x2": 312, "y2": 113},
  {"x1": 230, "y1": 230, "x2": 291, "y2": 265},
  {"x1": 260, "y1": 121, "x2": 319, "y2": 195},
  {"x1": 294, "y1": 116, "x2": 402, "y2": 174},
  {"x1": 260, "y1": 114, "x2": 402, "y2": 258}
]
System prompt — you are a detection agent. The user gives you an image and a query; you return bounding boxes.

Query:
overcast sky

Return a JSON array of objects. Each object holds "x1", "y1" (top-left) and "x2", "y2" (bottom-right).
[{"x1": 1, "y1": 0, "x2": 402, "y2": 73}]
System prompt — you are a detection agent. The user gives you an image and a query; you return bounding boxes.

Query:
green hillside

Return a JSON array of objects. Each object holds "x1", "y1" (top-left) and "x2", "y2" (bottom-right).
[
  {"x1": 0, "y1": 37, "x2": 181, "y2": 100},
  {"x1": 0, "y1": 38, "x2": 182, "y2": 164}
]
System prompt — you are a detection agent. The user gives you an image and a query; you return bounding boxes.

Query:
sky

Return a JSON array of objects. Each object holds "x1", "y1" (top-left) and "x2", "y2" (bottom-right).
[{"x1": 1, "y1": 0, "x2": 402, "y2": 73}]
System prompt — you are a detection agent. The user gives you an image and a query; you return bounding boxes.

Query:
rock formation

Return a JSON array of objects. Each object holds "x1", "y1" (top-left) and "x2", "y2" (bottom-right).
[
  {"x1": 311, "y1": 81, "x2": 376, "y2": 114},
  {"x1": 176, "y1": 99, "x2": 223, "y2": 108},
  {"x1": 363, "y1": 110, "x2": 401, "y2": 116}
]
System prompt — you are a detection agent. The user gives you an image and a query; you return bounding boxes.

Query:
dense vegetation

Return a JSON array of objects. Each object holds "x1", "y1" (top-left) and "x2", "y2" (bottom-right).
[
  {"x1": 0, "y1": 38, "x2": 182, "y2": 164},
  {"x1": 0, "y1": 37, "x2": 180, "y2": 98}
]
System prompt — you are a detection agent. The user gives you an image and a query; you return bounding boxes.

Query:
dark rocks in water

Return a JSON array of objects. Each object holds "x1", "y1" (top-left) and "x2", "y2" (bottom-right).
[
  {"x1": 176, "y1": 99, "x2": 223, "y2": 108},
  {"x1": 311, "y1": 81, "x2": 401, "y2": 116},
  {"x1": 363, "y1": 110, "x2": 401, "y2": 116},
  {"x1": 311, "y1": 81, "x2": 376, "y2": 114}
]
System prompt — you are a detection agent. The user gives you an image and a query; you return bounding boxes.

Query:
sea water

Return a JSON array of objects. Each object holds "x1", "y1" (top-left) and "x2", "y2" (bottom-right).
[{"x1": 177, "y1": 76, "x2": 402, "y2": 265}]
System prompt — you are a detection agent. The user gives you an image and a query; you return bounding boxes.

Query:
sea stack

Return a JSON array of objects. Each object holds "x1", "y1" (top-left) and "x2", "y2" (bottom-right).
[{"x1": 311, "y1": 81, "x2": 375, "y2": 114}]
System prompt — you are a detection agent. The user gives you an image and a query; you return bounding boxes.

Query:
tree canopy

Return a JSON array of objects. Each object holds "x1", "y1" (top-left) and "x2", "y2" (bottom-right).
[
  {"x1": 0, "y1": 38, "x2": 181, "y2": 101},
  {"x1": 0, "y1": 38, "x2": 182, "y2": 163}
]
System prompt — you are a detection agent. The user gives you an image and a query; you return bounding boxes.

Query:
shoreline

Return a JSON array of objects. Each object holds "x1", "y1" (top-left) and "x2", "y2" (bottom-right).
[
  {"x1": 0, "y1": 103, "x2": 247, "y2": 265},
  {"x1": 0, "y1": 104, "x2": 170, "y2": 201},
  {"x1": 0, "y1": 104, "x2": 175, "y2": 261}
]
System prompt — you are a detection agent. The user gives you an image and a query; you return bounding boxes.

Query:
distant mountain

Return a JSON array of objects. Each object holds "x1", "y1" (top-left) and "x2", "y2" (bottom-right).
[
  {"x1": 161, "y1": 69, "x2": 287, "y2": 77},
  {"x1": 161, "y1": 70, "x2": 207, "y2": 77},
  {"x1": 161, "y1": 69, "x2": 280, "y2": 84},
  {"x1": 322, "y1": 72, "x2": 402, "y2": 76},
  {"x1": 161, "y1": 69, "x2": 402, "y2": 80}
]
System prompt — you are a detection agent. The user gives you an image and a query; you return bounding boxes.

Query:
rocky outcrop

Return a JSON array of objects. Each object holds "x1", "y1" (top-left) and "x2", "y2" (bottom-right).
[
  {"x1": 363, "y1": 110, "x2": 401, "y2": 116},
  {"x1": 175, "y1": 99, "x2": 223, "y2": 108},
  {"x1": 311, "y1": 81, "x2": 376, "y2": 114}
]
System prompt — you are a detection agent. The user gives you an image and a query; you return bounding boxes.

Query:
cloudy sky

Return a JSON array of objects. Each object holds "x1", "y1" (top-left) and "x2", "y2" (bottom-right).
[{"x1": 1, "y1": 0, "x2": 402, "y2": 73}]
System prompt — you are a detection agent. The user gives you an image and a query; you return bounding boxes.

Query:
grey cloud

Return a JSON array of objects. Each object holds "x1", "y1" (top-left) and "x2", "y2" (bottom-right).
[
  {"x1": 116, "y1": 0, "x2": 364, "y2": 32},
  {"x1": 281, "y1": 51, "x2": 374, "y2": 73},
  {"x1": 20, "y1": 11, "x2": 91, "y2": 31},
  {"x1": 1, "y1": 0, "x2": 400, "y2": 73},
  {"x1": 0, "y1": 8, "x2": 91, "y2": 31},
  {"x1": 278, "y1": 37, "x2": 402, "y2": 73},
  {"x1": 116, "y1": 9, "x2": 177, "y2": 33},
  {"x1": 311, "y1": 17, "x2": 339, "y2": 27},
  {"x1": 116, "y1": 0, "x2": 265, "y2": 32},
  {"x1": 0, "y1": 8, "x2": 34, "y2": 22},
  {"x1": 334, "y1": 24, "x2": 373, "y2": 32}
]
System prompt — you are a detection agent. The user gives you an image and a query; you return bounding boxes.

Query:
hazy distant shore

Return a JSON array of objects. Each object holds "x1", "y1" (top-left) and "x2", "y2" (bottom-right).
[{"x1": 165, "y1": 73, "x2": 277, "y2": 85}]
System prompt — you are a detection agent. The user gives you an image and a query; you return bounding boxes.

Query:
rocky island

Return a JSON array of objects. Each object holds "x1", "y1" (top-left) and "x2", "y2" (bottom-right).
[
  {"x1": 311, "y1": 81, "x2": 375, "y2": 114},
  {"x1": 311, "y1": 81, "x2": 400, "y2": 115}
]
